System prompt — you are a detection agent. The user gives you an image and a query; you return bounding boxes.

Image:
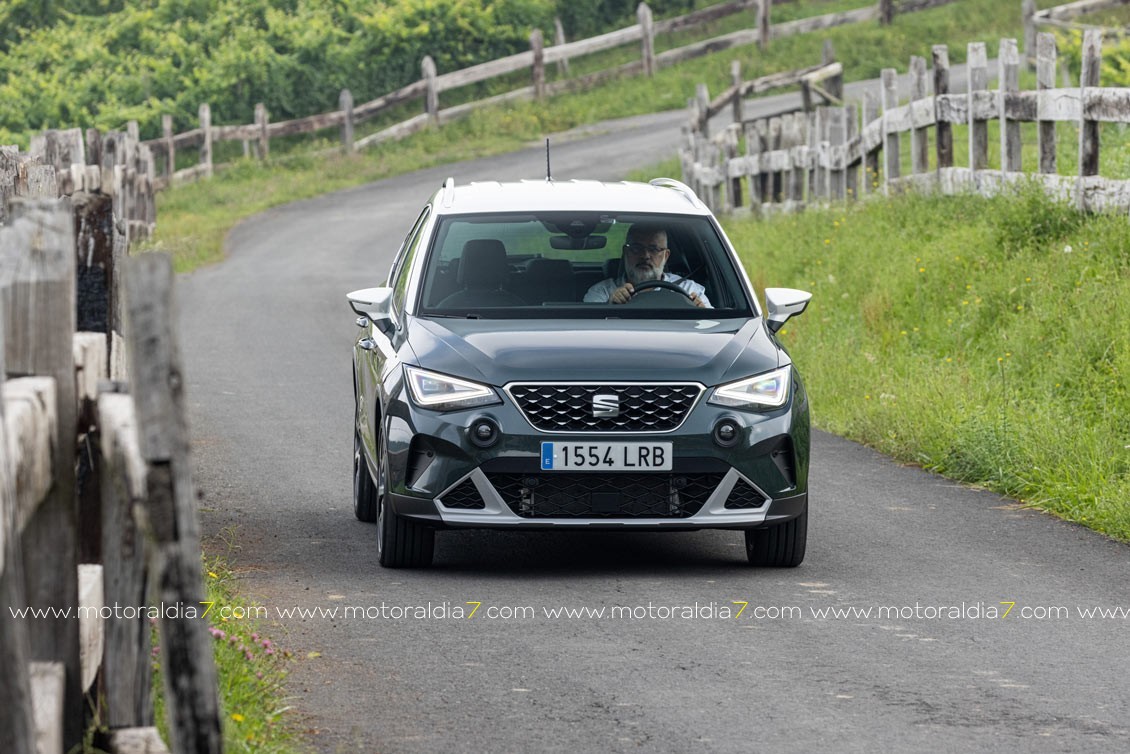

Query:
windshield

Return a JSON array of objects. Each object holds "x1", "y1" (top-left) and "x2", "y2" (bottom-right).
[{"x1": 416, "y1": 212, "x2": 753, "y2": 319}]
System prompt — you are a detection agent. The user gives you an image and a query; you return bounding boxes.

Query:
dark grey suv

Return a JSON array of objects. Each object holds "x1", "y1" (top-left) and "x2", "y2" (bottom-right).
[{"x1": 349, "y1": 177, "x2": 812, "y2": 568}]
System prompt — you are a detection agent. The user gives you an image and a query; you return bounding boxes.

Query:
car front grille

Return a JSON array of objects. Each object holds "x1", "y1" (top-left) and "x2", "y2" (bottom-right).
[
  {"x1": 486, "y1": 472, "x2": 723, "y2": 518},
  {"x1": 507, "y1": 383, "x2": 702, "y2": 433}
]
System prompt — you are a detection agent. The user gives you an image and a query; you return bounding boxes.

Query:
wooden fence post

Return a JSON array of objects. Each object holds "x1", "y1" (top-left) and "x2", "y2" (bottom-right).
[
  {"x1": 198, "y1": 104, "x2": 213, "y2": 179},
  {"x1": 910, "y1": 55, "x2": 929, "y2": 176},
  {"x1": 531, "y1": 28, "x2": 546, "y2": 99},
  {"x1": 787, "y1": 114, "x2": 806, "y2": 205},
  {"x1": 161, "y1": 115, "x2": 175, "y2": 180},
  {"x1": 880, "y1": 68, "x2": 900, "y2": 193},
  {"x1": 933, "y1": 45, "x2": 953, "y2": 171},
  {"x1": 86, "y1": 128, "x2": 103, "y2": 169},
  {"x1": 863, "y1": 90, "x2": 881, "y2": 194},
  {"x1": 1, "y1": 199, "x2": 82, "y2": 751},
  {"x1": 422, "y1": 56, "x2": 439, "y2": 122},
  {"x1": 731, "y1": 60, "x2": 744, "y2": 125},
  {"x1": 828, "y1": 106, "x2": 846, "y2": 200},
  {"x1": 845, "y1": 103, "x2": 859, "y2": 199},
  {"x1": 1000, "y1": 39, "x2": 1021, "y2": 174},
  {"x1": 99, "y1": 388, "x2": 153, "y2": 730},
  {"x1": 340, "y1": 89, "x2": 355, "y2": 152},
  {"x1": 554, "y1": 18, "x2": 570, "y2": 76},
  {"x1": 255, "y1": 103, "x2": 270, "y2": 160},
  {"x1": 638, "y1": 3, "x2": 656, "y2": 77},
  {"x1": 1023, "y1": 0, "x2": 1037, "y2": 68},
  {"x1": 967, "y1": 43, "x2": 989, "y2": 172},
  {"x1": 880, "y1": 0, "x2": 894, "y2": 25},
  {"x1": 0, "y1": 292, "x2": 37, "y2": 754},
  {"x1": 757, "y1": 0, "x2": 770, "y2": 51},
  {"x1": 1078, "y1": 29, "x2": 1102, "y2": 210},
  {"x1": 696, "y1": 83, "x2": 711, "y2": 138},
  {"x1": 124, "y1": 253, "x2": 223, "y2": 754},
  {"x1": 1037, "y1": 33, "x2": 1057, "y2": 175}
]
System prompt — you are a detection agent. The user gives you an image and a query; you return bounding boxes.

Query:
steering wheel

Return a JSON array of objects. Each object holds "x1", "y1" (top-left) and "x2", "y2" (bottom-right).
[{"x1": 630, "y1": 279, "x2": 695, "y2": 300}]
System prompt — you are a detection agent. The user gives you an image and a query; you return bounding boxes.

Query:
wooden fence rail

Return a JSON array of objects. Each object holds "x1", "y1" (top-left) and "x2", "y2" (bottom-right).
[
  {"x1": 1, "y1": 132, "x2": 219, "y2": 753},
  {"x1": 139, "y1": 0, "x2": 957, "y2": 188},
  {"x1": 684, "y1": 30, "x2": 1130, "y2": 217}
]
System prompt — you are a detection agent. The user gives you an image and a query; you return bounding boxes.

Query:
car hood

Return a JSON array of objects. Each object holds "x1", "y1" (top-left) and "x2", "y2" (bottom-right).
[{"x1": 408, "y1": 317, "x2": 781, "y2": 386}]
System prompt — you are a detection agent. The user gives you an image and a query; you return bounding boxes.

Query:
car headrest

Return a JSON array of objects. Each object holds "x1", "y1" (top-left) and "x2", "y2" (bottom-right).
[
  {"x1": 525, "y1": 257, "x2": 572, "y2": 281},
  {"x1": 459, "y1": 239, "x2": 508, "y2": 289}
]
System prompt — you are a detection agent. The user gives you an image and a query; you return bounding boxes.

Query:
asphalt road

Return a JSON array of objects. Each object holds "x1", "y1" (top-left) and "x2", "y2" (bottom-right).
[{"x1": 179, "y1": 87, "x2": 1128, "y2": 752}]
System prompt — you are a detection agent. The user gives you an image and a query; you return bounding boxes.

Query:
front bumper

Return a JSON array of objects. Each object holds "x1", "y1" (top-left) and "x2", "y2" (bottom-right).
[{"x1": 381, "y1": 382, "x2": 809, "y2": 531}]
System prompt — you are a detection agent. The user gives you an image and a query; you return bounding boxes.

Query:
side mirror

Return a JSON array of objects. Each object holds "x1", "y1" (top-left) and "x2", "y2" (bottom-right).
[
  {"x1": 347, "y1": 287, "x2": 394, "y2": 333},
  {"x1": 764, "y1": 287, "x2": 812, "y2": 334}
]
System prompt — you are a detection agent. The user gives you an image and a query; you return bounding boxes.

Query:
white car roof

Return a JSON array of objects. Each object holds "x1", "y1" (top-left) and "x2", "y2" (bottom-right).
[{"x1": 434, "y1": 178, "x2": 712, "y2": 216}]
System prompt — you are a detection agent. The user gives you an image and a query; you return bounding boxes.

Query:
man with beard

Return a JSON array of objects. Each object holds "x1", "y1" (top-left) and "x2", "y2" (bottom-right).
[{"x1": 583, "y1": 223, "x2": 710, "y2": 307}]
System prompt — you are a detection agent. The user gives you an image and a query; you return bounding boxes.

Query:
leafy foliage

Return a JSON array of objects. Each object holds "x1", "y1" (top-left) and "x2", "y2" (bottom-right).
[
  {"x1": 1056, "y1": 28, "x2": 1130, "y2": 86},
  {"x1": 0, "y1": 0, "x2": 558, "y2": 145}
]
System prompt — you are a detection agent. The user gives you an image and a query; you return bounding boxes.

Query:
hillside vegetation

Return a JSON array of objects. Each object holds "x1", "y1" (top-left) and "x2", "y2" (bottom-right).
[{"x1": 0, "y1": 0, "x2": 698, "y2": 146}]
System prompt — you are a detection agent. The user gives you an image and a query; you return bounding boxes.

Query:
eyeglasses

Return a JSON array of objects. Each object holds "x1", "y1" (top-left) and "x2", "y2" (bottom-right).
[{"x1": 623, "y1": 242, "x2": 668, "y2": 256}]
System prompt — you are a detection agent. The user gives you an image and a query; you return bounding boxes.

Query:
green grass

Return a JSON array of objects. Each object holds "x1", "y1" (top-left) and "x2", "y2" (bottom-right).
[
  {"x1": 150, "y1": 550, "x2": 305, "y2": 754},
  {"x1": 149, "y1": 0, "x2": 1058, "y2": 272},
  {"x1": 723, "y1": 184, "x2": 1130, "y2": 541}
]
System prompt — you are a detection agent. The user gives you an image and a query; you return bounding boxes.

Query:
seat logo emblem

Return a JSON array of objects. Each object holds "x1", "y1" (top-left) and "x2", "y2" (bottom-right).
[{"x1": 592, "y1": 394, "x2": 620, "y2": 417}]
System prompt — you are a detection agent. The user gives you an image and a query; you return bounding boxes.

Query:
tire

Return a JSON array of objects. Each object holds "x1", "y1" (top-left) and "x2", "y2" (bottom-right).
[
  {"x1": 376, "y1": 440, "x2": 435, "y2": 568},
  {"x1": 745, "y1": 509, "x2": 807, "y2": 567},
  {"x1": 353, "y1": 429, "x2": 378, "y2": 522}
]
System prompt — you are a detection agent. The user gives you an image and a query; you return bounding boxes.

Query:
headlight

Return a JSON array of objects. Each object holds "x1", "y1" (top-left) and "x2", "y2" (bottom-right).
[
  {"x1": 709, "y1": 366, "x2": 791, "y2": 409},
  {"x1": 404, "y1": 366, "x2": 500, "y2": 411}
]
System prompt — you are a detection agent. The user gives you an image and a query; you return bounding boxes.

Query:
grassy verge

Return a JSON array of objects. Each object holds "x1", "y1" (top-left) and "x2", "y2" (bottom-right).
[
  {"x1": 150, "y1": 0, "x2": 1058, "y2": 272},
  {"x1": 723, "y1": 184, "x2": 1129, "y2": 541},
  {"x1": 150, "y1": 549, "x2": 305, "y2": 754}
]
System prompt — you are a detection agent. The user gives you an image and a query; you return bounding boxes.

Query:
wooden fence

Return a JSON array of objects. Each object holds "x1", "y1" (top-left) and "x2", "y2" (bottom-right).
[
  {"x1": 684, "y1": 29, "x2": 1130, "y2": 216},
  {"x1": 1, "y1": 135, "x2": 220, "y2": 753},
  {"x1": 142, "y1": 0, "x2": 956, "y2": 188}
]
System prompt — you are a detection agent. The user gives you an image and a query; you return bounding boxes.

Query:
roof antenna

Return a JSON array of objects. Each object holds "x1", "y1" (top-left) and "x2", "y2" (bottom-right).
[{"x1": 545, "y1": 138, "x2": 552, "y2": 182}]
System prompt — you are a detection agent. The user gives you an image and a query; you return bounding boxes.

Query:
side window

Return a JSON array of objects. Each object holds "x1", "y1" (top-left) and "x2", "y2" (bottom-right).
[
  {"x1": 387, "y1": 207, "x2": 430, "y2": 287},
  {"x1": 391, "y1": 207, "x2": 431, "y2": 320}
]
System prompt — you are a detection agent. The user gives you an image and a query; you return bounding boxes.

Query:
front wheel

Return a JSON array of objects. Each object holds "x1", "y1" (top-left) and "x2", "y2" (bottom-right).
[
  {"x1": 353, "y1": 430, "x2": 378, "y2": 522},
  {"x1": 745, "y1": 510, "x2": 807, "y2": 567},
  {"x1": 375, "y1": 441, "x2": 435, "y2": 568}
]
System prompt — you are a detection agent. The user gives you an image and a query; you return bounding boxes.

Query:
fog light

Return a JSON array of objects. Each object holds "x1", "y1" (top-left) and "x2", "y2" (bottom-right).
[
  {"x1": 713, "y1": 419, "x2": 741, "y2": 447},
  {"x1": 470, "y1": 418, "x2": 500, "y2": 448}
]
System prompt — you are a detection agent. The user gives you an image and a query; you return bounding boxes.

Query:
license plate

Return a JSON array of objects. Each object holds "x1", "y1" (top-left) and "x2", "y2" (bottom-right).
[{"x1": 540, "y1": 442, "x2": 673, "y2": 471}]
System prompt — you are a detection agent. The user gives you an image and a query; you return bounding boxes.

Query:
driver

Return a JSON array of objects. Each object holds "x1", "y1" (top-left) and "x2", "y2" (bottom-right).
[{"x1": 583, "y1": 224, "x2": 710, "y2": 307}]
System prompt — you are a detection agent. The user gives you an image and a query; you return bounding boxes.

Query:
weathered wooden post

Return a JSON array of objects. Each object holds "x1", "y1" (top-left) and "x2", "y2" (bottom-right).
[
  {"x1": 845, "y1": 103, "x2": 859, "y2": 199},
  {"x1": 86, "y1": 128, "x2": 103, "y2": 169},
  {"x1": 0, "y1": 294, "x2": 38, "y2": 754},
  {"x1": 1037, "y1": 33, "x2": 1057, "y2": 175},
  {"x1": 124, "y1": 252, "x2": 223, "y2": 754},
  {"x1": 787, "y1": 114, "x2": 806, "y2": 204},
  {"x1": 99, "y1": 387, "x2": 153, "y2": 731},
  {"x1": 731, "y1": 60, "x2": 744, "y2": 125},
  {"x1": 1078, "y1": 29, "x2": 1102, "y2": 211},
  {"x1": 161, "y1": 115, "x2": 175, "y2": 181},
  {"x1": 198, "y1": 103, "x2": 213, "y2": 179},
  {"x1": 909, "y1": 56, "x2": 929, "y2": 177},
  {"x1": 422, "y1": 56, "x2": 439, "y2": 123},
  {"x1": 757, "y1": 0, "x2": 770, "y2": 51},
  {"x1": 696, "y1": 83, "x2": 711, "y2": 138},
  {"x1": 638, "y1": 3, "x2": 656, "y2": 77},
  {"x1": 880, "y1": 0, "x2": 894, "y2": 26},
  {"x1": 1023, "y1": 0, "x2": 1037, "y2": 68},
  {"x1": 770, "y1": 116, "x2": 784, "y2": 202},
  {"x1": 967, "y1": 43, "x2": 989, "y2": 173},
  {"x1": 531, "y1": 28, "x2": 546, "y2": 99},
  {"x1": 933, "y1": 45, "x2": 953, "y2": 171},
  {"x1": 828, "y1": 106, "x2": 846, "y2": 201},
  {"x1": 554, "y1": 18, "x2": 570, "y2": 76},
  {"x1": 340, "y1": 89, "x2": 355, "y2": 152},
  {"x1": 1000, "y1": 39, "x2": 1021, "y2": 174},
  {"x1": 255, "y1": 102, "x2": 270, "y2": 160},
  {"x1": 1, "y1": 199, "x2": 82, "y2": 750},
  {"x1": 881, "y1": 68, "x2": 900, "y2": 193}
]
